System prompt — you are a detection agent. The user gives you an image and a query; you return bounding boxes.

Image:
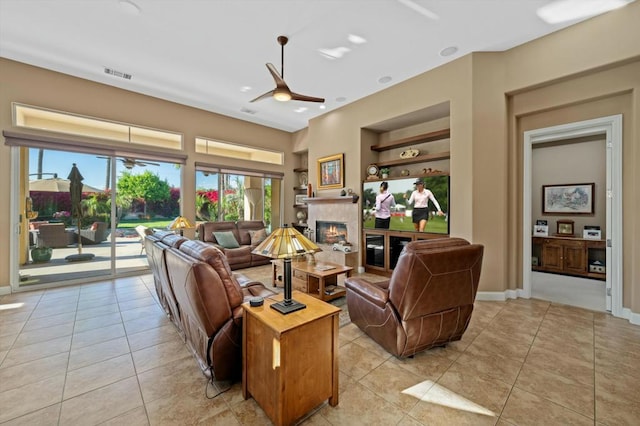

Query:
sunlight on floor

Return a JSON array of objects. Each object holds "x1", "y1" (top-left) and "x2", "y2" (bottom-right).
[
  {"x1": 0, "y1": 302, "x2": 25, "y2": 311},
  {"x1": 402, "y1": 380, "x2": 496, "y2": 417}
]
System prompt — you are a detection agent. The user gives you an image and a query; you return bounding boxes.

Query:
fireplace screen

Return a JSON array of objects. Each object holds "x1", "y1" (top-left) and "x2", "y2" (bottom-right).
[{"x1": 316, "y1": 221, "x2": 348, "y2": 244}]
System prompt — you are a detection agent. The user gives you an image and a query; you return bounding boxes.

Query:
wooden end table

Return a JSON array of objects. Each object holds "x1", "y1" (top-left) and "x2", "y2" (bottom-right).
[{"x1": 242, "y1": 291, "x2": 340, "y2": 426}]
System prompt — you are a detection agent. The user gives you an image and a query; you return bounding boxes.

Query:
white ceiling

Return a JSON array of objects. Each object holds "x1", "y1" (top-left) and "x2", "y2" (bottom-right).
[{"x1": 0, "y1": 0, "x2": 628, "y2": 132}]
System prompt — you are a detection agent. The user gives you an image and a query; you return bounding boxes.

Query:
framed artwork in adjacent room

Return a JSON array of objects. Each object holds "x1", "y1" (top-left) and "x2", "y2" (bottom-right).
[
  {"x1": 543, "y1": 183, "x2": 594, "y2": 214},
  {"x1": 317, "y1": 153, "x2": 344, "y2": 190}
]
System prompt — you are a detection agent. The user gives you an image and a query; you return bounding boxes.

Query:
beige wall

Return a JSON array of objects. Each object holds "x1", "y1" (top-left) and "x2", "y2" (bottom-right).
[
  {"x1": 0, "y1": 58, "x2": 292, "y2": 290},
  {"x1": 531, "y1": 138, "x2": 607, "y2": 233},
  {"x1": 1, "y1": 2, "x2": 639, "y2": 312}
]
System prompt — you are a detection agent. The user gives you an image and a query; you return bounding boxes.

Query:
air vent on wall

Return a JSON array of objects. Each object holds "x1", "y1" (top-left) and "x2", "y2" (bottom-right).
[{"x1": 104, "y1": 67, "x2": 132, "y2": 80}]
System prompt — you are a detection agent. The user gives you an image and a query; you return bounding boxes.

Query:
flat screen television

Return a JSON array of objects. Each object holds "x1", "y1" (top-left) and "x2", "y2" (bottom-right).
[{"x1": 362, "y1": 175, "x2": 449, "y2": 234}]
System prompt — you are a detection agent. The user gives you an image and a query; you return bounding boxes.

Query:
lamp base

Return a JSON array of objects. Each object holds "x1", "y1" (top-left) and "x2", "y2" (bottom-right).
[{"x1": 270, "y1": 299, "x2": 306, "y2": 315}]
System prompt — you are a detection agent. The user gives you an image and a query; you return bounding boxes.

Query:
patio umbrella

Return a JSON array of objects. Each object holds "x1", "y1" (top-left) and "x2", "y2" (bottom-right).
[
  {"x1": 66, "y1": 163, "x2": 95, "y2": 262},
  {"x1": 29, "y1": 177, "x2": 102, "y2": 193}
]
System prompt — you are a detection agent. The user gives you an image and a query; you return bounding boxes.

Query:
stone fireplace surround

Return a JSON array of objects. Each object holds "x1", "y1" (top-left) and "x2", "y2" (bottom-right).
[{"x1": 305, "y1": 196, "x2": 359, "y2": 265}]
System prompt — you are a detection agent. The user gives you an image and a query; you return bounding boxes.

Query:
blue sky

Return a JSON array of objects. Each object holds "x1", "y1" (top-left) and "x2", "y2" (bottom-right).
[{"x1": 29, "y1": 149, "x2": 181, "y2": 189}]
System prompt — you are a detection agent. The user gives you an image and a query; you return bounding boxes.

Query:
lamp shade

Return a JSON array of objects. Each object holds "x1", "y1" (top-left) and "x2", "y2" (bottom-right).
[
  {"x1": 169, "y1": 216, "x2": 195, "y2": 230},
  {"x1": 252, "y1": 224, "x2": 320, "y2": 259}
]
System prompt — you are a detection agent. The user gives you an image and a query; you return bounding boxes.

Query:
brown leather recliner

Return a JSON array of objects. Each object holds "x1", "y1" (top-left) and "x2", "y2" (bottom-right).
[
  {"x1": 164, "y1": 240, "x2": 274, "y2": 381},
  {"x1": 345, "y1": 238, "x2": 484, "y2": 358}
]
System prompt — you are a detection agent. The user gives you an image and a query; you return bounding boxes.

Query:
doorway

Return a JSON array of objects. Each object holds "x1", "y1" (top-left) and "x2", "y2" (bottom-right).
[{"x1": 522, "y1": 115, "x2": 622, "y2": 317}]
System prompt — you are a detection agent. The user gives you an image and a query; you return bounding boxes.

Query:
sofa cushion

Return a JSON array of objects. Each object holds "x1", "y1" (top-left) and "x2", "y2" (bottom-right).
[
  {"x1": 213, "y1": 231, "x2": 240, "y2": 249},
  {"x1": 248, "y1": 228, "x2": 267, "y2": 246}
]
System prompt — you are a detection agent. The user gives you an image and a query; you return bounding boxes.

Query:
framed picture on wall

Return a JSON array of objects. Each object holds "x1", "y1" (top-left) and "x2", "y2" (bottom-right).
[
  {"x1": 542, "y1": 183, "x2": 594, "y2": 214},
  {"x1": 317, "y1": 153, "x2": 344, "y2": 190}
]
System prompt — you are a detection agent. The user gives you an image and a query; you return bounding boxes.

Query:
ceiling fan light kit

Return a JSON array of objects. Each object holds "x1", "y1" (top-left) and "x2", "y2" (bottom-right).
[{"x1": 251, "y1": 35, "x2": 325, "y2": 104}]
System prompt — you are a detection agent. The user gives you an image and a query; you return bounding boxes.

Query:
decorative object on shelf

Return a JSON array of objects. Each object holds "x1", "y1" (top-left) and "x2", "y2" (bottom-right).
[
  {"x1": 296, "y1": 210, "x2": 307, "y2": 224},
  {"x1": 380, "y1": 167, "x2": 390, "y2": 179},
  {"x1": 252, "y1": 224, "x2": 321, "y2": 314},
  {"x1": 556, "y1": 220, "x2": 575, "y2": 236},
  {"x1": 399, "y1": 148, "x2": 420, "y2": 159},
  {"x1": 400, "y1": 169, "x2": 410, "y2": 176},
  {"x1": 298, "y1": 171, "x2": 308, "y2": 187},
  {"x1": 340, "y1": 189, "x2": 346, "y2": 196},
  {"x1": 583, "y1": 225, "x2": 601, "y2": 240},
  {"x1": 306, "y1": 183, "x2": 313, "y2": 197},
  {"x1": 295, "y1": 194, "x2": 307, "y2": 205},
  {"x1": 421, "y1": 168, "x2": 444, "y2": 175},
  {"x1": 347, "y1": 188, "x2": 354, "y2": 195},
  {"x1": 317, "y1": 153, "x2": 344, "y2": 190},
  {"x1": 366, "y1": 164, "x2": 379, "y2": 180},
  {"x1": 169, "y1": 215, "x2": 195, "y2": 236},
  {"x1": 543, "y1": 183, "x2": 595, "y2": 214},
  {"x1": 533, "y1": 225, "x2": 548, "y2": 236}
]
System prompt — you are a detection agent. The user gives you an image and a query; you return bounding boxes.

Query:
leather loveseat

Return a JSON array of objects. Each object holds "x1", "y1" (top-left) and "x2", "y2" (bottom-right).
[
  {"x1": 196, "y1": 220, "x2": 271, "y2": 270},
  {"x1": 345, "y1": 238, "x2": 484, "y2": 358},
  {"x1": 145, "y1": 233, "x2": 274, "y2": 381}
]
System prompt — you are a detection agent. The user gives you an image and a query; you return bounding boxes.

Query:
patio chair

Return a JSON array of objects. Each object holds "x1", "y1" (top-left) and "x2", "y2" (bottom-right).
[
  {"x1": 136, "y1": 225, "x2": 153, "y2": 254},
  {"x1": 36, "y1": 223, "x2": 69, "y2": 248},
  {"x1": 77, "y1": 221, "x2": 109, "y2": 245}
]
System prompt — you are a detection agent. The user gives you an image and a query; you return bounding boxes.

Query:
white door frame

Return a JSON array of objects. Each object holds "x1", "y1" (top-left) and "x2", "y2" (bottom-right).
[{"x1": 522, "y1": 115, "x2": 622, "y2": 317}]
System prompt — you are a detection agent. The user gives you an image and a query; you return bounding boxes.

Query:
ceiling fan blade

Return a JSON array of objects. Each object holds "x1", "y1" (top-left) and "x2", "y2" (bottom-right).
[
  {"x1": 266, "y1": 63, "x2": 288, "y2": 89},
  {"x1": 290, "y1": 92, "x2": 325, "y2": 103},
  {"x1": 250, "y1": 89, "x2": 276, "y2": 103}
]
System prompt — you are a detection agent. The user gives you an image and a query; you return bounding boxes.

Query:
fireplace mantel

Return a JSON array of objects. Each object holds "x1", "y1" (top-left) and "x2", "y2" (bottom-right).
[{"x1": 303, "y1": 196, "x2": 358, "y2": 204}]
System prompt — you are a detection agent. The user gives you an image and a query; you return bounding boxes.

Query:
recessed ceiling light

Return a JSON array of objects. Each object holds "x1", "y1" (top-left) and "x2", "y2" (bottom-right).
[
  {"x1": 118, "y1": 0, "x2": 141, "y2": 15},
  {"x1": 294, "y1": 107, "x2": 308, "y2": 113},
  {"x1": 439, "y1": 46, "x2": 458, "y2": 57},
  {"x1": 240, "y1": 86, "x2": 252, "y2": 92},
  {"x1": 348, "y1": 34, "x2": 367, "y2": 44},
  {"x1": 537, "y1": 0, "x2": 633, "y2": 24},
  {"x1": 378, "y1": 76, "x2": 392, "y2": 84},
  {"x1": 319, "y1": 105, "x2": 326, "y2": 110},
  {"x1": 335, "y1": 97, "x2": 347, "y2": 103}
]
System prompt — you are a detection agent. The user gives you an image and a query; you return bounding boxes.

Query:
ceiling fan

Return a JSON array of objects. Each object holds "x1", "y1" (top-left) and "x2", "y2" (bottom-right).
[
  {"x1": 98, "y1": 156, "x2": 160, "y2": 169},
  {"x1": 250, "y1": 35, "x2": 325, "y2": 104}
]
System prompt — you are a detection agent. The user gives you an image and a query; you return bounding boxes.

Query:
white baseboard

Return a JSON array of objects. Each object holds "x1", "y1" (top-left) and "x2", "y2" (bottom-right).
[
  {"x1": 476, "y1": 289, "x2": 525, "y2": 301},
  {"x1": 0, "y1": 285, "x2": 11, "y2": 296},
  {"x1": 621, "y1": 307, "x2": 640, "y2": 326}
]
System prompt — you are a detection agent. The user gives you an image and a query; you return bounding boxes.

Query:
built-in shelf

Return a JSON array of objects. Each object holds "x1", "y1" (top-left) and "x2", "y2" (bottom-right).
[
  {"x1": 304, "y1": 196, "x2": 358, "y2": 204},
  {"x1": 375, "y1": 151, "x2": 450, "y2": 167},
  {"x1": 366, "y1": 172, "x2": 449, "y2": 183},
  {"x1": 293, "y1": 167, "x2": 308, "y2": 173},
  {"x1": 293, "y1": 204, "x2": 308, "y2": 208},
  {"x1": 371, "y1": 129, "x2": 450, "y2": 152}
]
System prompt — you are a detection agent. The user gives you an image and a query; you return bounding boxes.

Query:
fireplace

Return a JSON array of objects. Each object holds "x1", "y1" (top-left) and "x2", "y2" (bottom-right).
[{"x1": 316, "y1": 221, "x2": 348, "y2": 245}]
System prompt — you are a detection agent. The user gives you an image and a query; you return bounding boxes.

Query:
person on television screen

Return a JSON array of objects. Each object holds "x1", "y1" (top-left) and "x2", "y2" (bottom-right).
[
  {"x1": 404, "y1": 179, "x2": 444, "y2": 232},
  {"x1": 374, "y1": 182, "x2": 396, "y2": 229}
]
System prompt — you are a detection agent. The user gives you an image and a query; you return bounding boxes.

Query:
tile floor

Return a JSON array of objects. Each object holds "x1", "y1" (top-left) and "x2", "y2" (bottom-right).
[{"x1": 1, "y1": 269, "x2": 639, "y2": 425}]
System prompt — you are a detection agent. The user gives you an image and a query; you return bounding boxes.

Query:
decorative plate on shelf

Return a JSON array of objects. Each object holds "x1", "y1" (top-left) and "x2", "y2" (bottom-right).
[
  {"x1": 399, "y1": 148, "x2": 420, "y2": 159},
  {"x1": 298, "y1": 172, "x2": 308, "y2": 187}
]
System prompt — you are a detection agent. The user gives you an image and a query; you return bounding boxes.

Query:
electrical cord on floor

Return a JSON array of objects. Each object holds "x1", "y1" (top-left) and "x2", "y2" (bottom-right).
[{"x1": 205, "y1": 371, "x2": 232, "y2": 399}]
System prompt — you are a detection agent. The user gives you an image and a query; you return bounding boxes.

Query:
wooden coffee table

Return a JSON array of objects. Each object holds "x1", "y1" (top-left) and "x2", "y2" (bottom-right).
[{"x1": 292, "y1": 261, "x2": 352, "y2": 302}]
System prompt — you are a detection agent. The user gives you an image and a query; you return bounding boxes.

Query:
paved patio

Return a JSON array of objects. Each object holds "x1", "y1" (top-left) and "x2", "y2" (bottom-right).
[{"x1": 20, "y1": 234, "x2": 148, "y2": 287}]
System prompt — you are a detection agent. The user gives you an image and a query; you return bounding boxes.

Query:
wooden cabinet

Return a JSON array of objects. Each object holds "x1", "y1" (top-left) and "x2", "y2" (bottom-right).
[
  {"x1": 363, "y1": 230, "x2": 446, "y2": 276},
  {"x1": 242, "y1": 292, "x2": 340, "y2": 426},
  {"x1": 532, "y1": 236, "x2": 605, "y2": 280}
]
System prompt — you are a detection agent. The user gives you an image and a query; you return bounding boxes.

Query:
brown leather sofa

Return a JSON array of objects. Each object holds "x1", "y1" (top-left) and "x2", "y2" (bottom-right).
[
  {"x1": 145, "y1": 233, "x2": 274, "y2": 381},
  {"x1": 196, "y1": 220, "x2": 271, "y2": 270},
  {"x1": 345, "y1": 238, "x2": 484, "y2": 358},
  {"x1": 144, "y1": 231, "x2": 186, "y2": 331}
]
